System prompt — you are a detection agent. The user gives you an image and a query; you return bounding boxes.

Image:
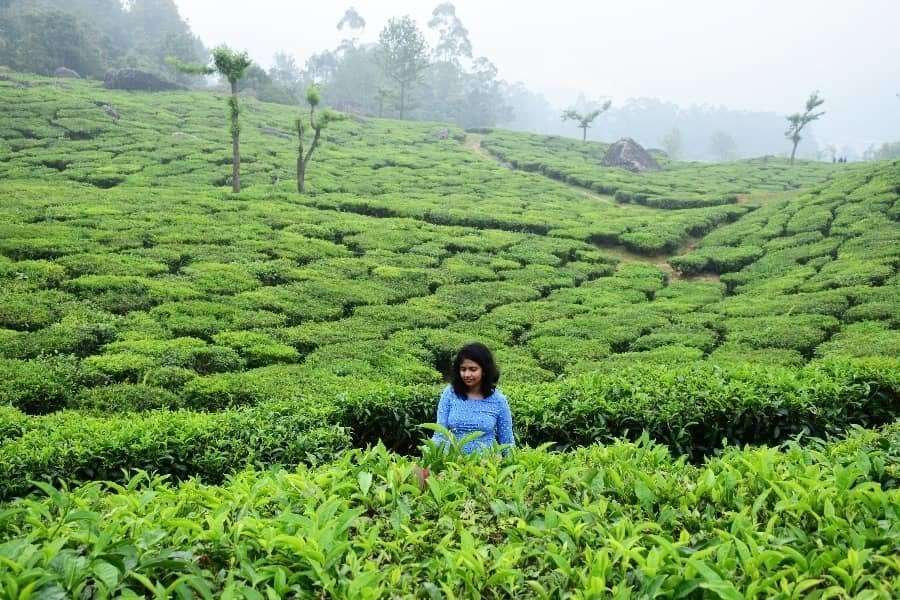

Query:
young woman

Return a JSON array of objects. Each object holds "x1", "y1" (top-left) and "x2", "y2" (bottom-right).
[{"x1": 431, "y1": 342, "x2": 515, "y2": 456}]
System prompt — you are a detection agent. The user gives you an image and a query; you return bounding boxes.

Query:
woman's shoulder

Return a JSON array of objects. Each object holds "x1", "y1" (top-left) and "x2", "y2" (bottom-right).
[
  {"x1": 490, "y1": 387, "x2": 508, "y2": 402},
  {"x1": 440, "y1": 384, "x2": 456, "y2": 400}
]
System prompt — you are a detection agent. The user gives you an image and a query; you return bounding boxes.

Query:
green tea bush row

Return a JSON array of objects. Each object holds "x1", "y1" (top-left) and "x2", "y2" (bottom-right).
[
  {"x1": 481, "y1": 129, "x2": 846, "y2": 211},
  {"x1": 0, "y1": 423, "x2": 897, "y2": 597},
  {"x1": 0, "y1": 399, "x2": 348, "y2": 499}
]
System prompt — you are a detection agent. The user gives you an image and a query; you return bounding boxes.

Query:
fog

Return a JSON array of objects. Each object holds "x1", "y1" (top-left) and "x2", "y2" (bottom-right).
[{"x1": 172, "y1": 0, "x2": 900, "y2": 153}]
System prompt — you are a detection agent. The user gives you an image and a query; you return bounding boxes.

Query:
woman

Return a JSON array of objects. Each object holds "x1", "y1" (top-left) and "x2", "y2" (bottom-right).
[{"x1": 431, "y1": 342, "x2": 515, "y2": 456}]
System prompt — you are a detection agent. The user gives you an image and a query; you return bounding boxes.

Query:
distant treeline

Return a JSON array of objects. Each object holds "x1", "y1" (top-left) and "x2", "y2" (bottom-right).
[
  {"x1": 0, "y1": 0, "x2": 206, "y2": 83},
  {"x1": 1, "y1": 0, "x2": 865, "y2": 160}
]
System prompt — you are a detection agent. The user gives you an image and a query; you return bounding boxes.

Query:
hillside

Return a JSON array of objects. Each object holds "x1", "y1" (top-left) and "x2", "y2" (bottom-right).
[{"x1": 0, "y1": 72, "x2": 899, "y2": 597}]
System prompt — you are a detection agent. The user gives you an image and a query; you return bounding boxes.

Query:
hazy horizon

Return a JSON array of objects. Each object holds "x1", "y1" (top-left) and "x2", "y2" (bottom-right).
[{"x1": 173, "y1": 0, "x2": 900, "y2": 151}]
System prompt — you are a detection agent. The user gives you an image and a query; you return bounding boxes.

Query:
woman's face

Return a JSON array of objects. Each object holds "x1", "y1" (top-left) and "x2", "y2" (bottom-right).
[{"x1": 459, "y1": 358, "x2": 483, "y2": 391}]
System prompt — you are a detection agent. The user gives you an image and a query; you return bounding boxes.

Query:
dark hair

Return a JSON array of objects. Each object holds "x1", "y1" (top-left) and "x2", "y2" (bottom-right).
[{"x1": 450, "y1": 342, "x2": 500, "y2": 398}]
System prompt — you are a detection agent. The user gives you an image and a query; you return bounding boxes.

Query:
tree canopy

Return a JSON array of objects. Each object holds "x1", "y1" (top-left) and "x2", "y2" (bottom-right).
[{"x1": 378, "y1": 16, "x2": 430, "y2": 119}]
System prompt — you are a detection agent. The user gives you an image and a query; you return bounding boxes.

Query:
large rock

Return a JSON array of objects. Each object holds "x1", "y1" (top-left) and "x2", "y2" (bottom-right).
[
  {"x1": 103, "y1": 69, "x2": 184, "y2": 92},
  {"x1": 54, "y1": 67, "x2": 81, "y2": 79},
  {"x1": 601, "y1": 137, "x2": 661, "y2": 172}
]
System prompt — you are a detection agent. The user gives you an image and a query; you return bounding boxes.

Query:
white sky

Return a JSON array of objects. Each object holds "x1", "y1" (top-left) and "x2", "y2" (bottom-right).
[{"x1": 173, "y1": 0, "x2": 900, "y2": 148}]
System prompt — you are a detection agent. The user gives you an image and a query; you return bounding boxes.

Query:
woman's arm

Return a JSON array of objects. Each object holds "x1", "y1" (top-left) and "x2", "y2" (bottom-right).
[
  {"x1": 496, "y1": 395, "x2": 515, "y2": 455},
  {"x1": 431, "y1": 386, "x2": 452, "y2": 444}
]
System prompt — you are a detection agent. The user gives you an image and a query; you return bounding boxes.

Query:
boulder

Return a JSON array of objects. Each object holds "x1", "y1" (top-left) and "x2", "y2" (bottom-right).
[
  {"x1": 54, "y1": 67, "x2": 81, "y2": 79},
  {"x1": 103, "y1": 69, "x2": 184, "y2": 92},
  {"x1": 601, "y1": 138, "x2": 661, "y2": 172}
]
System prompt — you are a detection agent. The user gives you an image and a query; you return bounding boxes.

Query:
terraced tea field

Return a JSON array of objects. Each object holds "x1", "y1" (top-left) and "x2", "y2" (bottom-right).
[{"x1": 1, "y1": 72, "x2": 898, "y2": 597}]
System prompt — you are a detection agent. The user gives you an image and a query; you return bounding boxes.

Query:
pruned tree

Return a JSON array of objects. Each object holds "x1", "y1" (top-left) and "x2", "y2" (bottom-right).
[
  {"x1": 295, "y1": 85, "x2": 343, "y2": 193},
  {"x1": 378, "y1": 16, "x2": 429, "y2": 119},
  {"x1": 785, "y1": 91, "x2": 825, "y2": 165},
  {"x1": 172, "y1": 45, "x2": 252, "y2": 192},
  {"x1": 562, "y1": 100, "x2": 611, "y2": 142}
]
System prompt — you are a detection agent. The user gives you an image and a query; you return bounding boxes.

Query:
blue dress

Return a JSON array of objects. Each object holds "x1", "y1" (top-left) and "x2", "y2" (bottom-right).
[{"x1": 431, "y1": 384, "x2": 515, "y2": 455}]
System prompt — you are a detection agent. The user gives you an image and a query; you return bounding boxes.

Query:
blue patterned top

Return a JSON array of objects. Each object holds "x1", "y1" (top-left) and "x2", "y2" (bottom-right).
[{"x1": 431, "y1": 384, "x2": 515, "y2": 455}]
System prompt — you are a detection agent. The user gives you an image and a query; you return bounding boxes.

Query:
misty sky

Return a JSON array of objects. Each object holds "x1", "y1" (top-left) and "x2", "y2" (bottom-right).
[{"x1": 174, "y1": 0, "x2": 900, "y2": 149}]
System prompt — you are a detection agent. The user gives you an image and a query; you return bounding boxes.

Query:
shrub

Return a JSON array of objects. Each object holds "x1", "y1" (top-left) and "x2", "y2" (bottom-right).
[
  {"x1": 73, "y1": 383, "x2": 181, "y2": 412},
  {"x1": 0, "y1": 355, "x2": 83, "y2": 414},
  {"x1": 0, "y1": 401, "x2": 348, "y2": 499}
]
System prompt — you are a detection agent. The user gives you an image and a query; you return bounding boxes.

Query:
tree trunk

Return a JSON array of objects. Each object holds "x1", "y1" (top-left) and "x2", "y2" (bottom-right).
[
  {"x1": 790, "y1": 140, "x2": 798, "y2": 165},
  {"x1": 298, "y1": 157, "x2": 306, "y2": 193},
  {"x1": 230, "y1": 80, "x2": 240, "y2": 193},
  {"x1": 582, "y1": 127, "x2": 587, "y2": 142},
  {"x1": 399, "y1": 83, "x2": 406, "y2": 120}
]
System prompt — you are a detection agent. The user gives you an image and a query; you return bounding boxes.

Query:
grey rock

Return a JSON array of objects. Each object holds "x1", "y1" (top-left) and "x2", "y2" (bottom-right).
[{"x1": 602, "y1": 138, "x2": 661, "y2": 172}]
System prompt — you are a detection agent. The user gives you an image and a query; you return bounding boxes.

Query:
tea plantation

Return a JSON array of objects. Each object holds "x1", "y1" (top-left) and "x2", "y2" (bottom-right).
[{"x1": 0, "y1": 72, "x2": 898, "y2": 597}]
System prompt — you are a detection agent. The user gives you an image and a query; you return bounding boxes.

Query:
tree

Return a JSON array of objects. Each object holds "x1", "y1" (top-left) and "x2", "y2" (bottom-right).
[
  {"x1": 295, "y1": 85, "x2": 343, "y2": 193},
  {"x1": 460, "y1": 57, "x2": 510, "y2": 129},
  {"x1": 428, "y1": 3, "x2": 472, "y2": 65},
  {"x1": 709, "y1": 131, "x2": 737, "y2": 162},
  {"x1": 172, "y1": 45, "x2": 252, "y2": 192},
  {"x1": 337, "y1": 7, "x2": 365, "y2": 54},
  {"x1": 268, "y1": 51, "x2": 303, "y2": 103},
  {"x1": 304, "y1": 50, "x2": 338, "y2": 85},
  {"x1": 378, "y1": 16, "x2": 429, "y2": 119},
  {"x1": 785, "y1": 91, "x2": 825, "y2": 165},
  {"x1": 337, "y1": 7, "x2": 365, "y2": 35},
  {"x1": 660, "y1": 128, "x2": 683, "y2": 160},
  {"x1": 562, "y1": 101, "x2": 611, "y2": 142},
  {"x1": 11, "y1": 9, "x2": 105, "y2": 77}
]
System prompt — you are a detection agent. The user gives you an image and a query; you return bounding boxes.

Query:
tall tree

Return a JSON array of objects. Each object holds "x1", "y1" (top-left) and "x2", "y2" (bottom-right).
[
  {"x1": 378, "y1": 16, "x2": 429, "y2": 119},
  {"x1": 428, "y1": 3, "x2": 472, "y2": 65},
  {"x1": 460, "y1": 57, "x2": 510, "y2": 129},
  {"x1": 337, "y1": 7, "x2": 365, "y2": 35},
  {"x1": 709, "y1": 131, "x2": 737, "y2": 162},
  {"x1": 785, "y1": 91, "x2": 825, "y2": 165},
  {"x1": 173, "y1": 45, "x2": 252, "y2": 192},
  {"x1": 268, "y1": 51, "x2": 303, "y2": 102},
  {"x1": 304, "y1": 50, "x2": 338, "y2": 85},
  {"x1": 660, "y1": 128, "x2": 683, "y2": 160},
  {"x1": 295, "y1": 85, "x2": 342, "y2": 193},
  {"x1": 562, "y1": 100, "x2": 611, "y2": 142}
]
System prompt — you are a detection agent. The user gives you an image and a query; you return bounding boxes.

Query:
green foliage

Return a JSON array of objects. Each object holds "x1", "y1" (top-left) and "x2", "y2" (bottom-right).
[
  {"x1": 0, "y1": 424, "x2": 898, "y2": 597},
  {"x1": 378, "y1": 16, "x2": 429, "y2": 118},
  {"x1": 2, "y1": 0, "x2": 205, "y2": 81},
  {"x1": 211, "y1": 45, "x2": 252, "y2": 86},
  {"x1": 0, "y1": 75, "x2": 898, "y2": 590}
]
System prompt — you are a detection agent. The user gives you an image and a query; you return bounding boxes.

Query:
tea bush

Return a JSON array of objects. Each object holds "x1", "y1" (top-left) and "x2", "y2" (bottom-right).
[
  {"x1": 0, "y1": 424, "x2": 897, "y2": 598},
  {"x1": 0, "y1": 75, "x2": 897, "y2": 591}
]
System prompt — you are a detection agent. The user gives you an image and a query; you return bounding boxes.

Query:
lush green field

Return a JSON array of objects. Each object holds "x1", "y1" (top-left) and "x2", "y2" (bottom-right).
[
  {"x1": 479, "y1": 129, "x2": 861, "y2": 208},
  {"x1": 1, "y1": 72, "x2": 898, "y2": 596},
  {"x1": 1, "y1": 424, "x2": 898, "y2": 598}
]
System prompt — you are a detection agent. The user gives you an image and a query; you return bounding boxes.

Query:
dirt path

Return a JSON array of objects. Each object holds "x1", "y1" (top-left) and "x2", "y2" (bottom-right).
[
  {"x1": 461, "y1": 133, "x2": 717, "y2": 283},
  {"x1": 463, "y1": 134, "x2": 621, "y2": 209}
]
